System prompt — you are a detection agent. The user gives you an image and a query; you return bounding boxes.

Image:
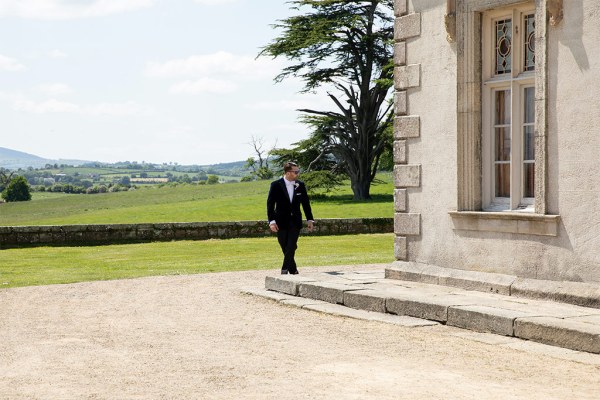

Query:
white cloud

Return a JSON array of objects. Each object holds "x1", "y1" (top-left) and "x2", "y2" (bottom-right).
[
  {"x1": 14, "y1": 98, "x2": 79, "y2": 113},
  {"x1": 169, "y1": 78, "x2": 237, "y2": 94},
  {"x1": 47, "y1": 49, "x2": 67, "y2": 58},
  {"x1": 0, "y1": 0, "x2": 154, "y2": 20},
  {"x1": 13, "y1": 98, "x2": 152, "y2": 116},
  {"x1": 145, "y1": 51, "x2": 280, "y2": 80},
  {"x1": 86, "y1": 101, "x2": 153, "y2": 117},
  {"x1": 0, "y1": 54, "x2": 25, "y2": 71},
  {"x1": 37, "y1": 83, "x2": 73, "y2": 96}
]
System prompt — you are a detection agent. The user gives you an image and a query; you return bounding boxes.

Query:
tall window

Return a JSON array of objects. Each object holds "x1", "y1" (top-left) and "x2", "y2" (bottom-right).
[{"x1": 482, "y1": 5, "x2": 535, "y2": 211}]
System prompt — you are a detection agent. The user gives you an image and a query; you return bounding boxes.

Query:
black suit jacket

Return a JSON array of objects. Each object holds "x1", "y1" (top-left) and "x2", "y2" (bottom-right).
[{"x1": 267, "y1": 178, "x2": 314, "y2": 229}]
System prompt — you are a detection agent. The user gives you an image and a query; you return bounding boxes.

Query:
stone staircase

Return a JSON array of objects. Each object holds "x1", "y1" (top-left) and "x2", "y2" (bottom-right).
[{"x1": 251, "y1": 262, "x2": 600, "y2": 354}]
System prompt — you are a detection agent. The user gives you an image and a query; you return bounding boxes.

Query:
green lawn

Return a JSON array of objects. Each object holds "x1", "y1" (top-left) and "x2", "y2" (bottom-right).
[
  {"x1": 0, "y1": 174, "x2": 394, "y2": 226},
  {"x1": 0, "y1": 233, "x2": 394, "y2": 288},
  {"x1": 0, "y1": 176, "x2": 394, "y2": 288}
]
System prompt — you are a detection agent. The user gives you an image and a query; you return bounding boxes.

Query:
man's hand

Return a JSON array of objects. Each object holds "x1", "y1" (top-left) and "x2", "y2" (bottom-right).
[
  {"x1": 307, "y1": 220, "x2": 314, "y2": 232},
  {"x1": 269, "y1": 223, "x2": 279, "y2": 232}
]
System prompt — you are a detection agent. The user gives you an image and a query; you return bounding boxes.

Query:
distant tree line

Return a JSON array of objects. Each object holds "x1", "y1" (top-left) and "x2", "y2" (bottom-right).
[{"x1": 0, "y1": 163, "x2": 234, "y2": 201}]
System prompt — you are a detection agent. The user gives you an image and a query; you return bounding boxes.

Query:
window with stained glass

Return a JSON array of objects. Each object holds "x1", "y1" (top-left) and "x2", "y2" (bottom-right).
[
  {"x1": 482, "y1": 5, "x2": 536, "y2": 211},
  {"x1": 524, "y1": 14, "x2": 535, "y2": 71},
  {"x1": 495, "y1": 19, "x2": 512, "y2": 75}
]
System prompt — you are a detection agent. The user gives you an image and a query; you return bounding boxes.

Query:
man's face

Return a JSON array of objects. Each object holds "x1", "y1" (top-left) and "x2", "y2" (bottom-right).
[{"x1": 284, "y1": 167, "x2": 300, "y2": 181}]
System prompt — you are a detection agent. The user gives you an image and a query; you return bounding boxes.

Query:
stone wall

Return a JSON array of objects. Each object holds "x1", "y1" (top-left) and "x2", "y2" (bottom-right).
[
  {"x1": 393, "y1": 0, "x2": 422, "y2": 261},
  {"x1": 0, "y1": 218, "x2": 393, "y2": 248},
  {"x1": 393, "y1": 0, "x2": 600, "y2": 283}
]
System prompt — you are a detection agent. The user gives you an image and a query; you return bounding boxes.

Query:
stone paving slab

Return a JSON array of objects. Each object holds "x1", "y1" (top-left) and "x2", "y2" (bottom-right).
[
  {"x1": 386, "y1": 261, "x2": 516, "y2": 295},
  {"x1": 512, "y1": 278, "x2": 600, "y2": 309},
  {"x1": 514, "y1": 316, "x2": 600, "y2": 354},
  {"x1": 487, "y1": 297, "x2": 599, "y2": 318},
  {"x1": 242, "y1": 288, "x2": 439, "y2": 328},
  {"x1": 367, "y1": 280, "x2": 455, "y2": 294},
  {"x1": 263, "y1": 270, "x2": 600, "y2": 354},
  {"x1": 338, "y1": 272, "x2": 385, "y2": 281},
  {"x1": 297, "y1": 281, "x2": 365, "y2": 304},
  {"x1": 343, "y1": 289, "x2": 389, "y2": 313},
  {"x1": 387, "y1": 261, "x2": 600, "y2": 309},
  {"x1": 386, "y1": 293, "x2": 479, "y2": 322},
  {"x1": 264, "y1": 275, "x2": 317, "y2": 296},
  {"x1": 242, "y1": 287, "x2": 295, "y2": 301},
  {"x1": 244, "y1": 286, "x2": 438, "y2": 327},
  {"x1": 447, "y1": 305, "x2": 534, "y2": 336},
  {"x1": 303, "y1": 303, "x2": 439, "y2": 327}
]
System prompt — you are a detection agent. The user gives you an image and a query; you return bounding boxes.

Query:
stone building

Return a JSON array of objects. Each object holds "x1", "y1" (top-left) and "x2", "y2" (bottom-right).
[{"x1": 392, "y1": 0, "x2": 600, "y2": 283}]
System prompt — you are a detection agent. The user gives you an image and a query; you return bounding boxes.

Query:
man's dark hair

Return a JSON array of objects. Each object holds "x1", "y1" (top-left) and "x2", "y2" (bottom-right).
[{"x1": 283, "y1": 162, "x2": 298, "y2": 172}]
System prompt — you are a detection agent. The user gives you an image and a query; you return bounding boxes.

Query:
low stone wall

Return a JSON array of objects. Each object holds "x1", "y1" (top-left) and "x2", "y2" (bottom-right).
[{"x1": 0, "y1": 218, "x2": 393, "y2": 248}]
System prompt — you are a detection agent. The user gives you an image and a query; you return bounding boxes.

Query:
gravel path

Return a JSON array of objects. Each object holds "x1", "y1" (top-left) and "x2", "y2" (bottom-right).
[{"x1": 1, "y1": 264, "x2": 599, "y2": 399}]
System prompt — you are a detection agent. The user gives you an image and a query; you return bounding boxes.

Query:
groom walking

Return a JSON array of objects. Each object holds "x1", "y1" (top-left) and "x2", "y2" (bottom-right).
[{"x1": 267, "y1": 162, "x2": 314, "y2": 275}]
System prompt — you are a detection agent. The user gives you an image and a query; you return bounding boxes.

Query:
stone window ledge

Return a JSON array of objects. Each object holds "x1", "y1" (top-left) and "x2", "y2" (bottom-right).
[{"x1": 448, "y1": 211, "x2": 560, "y2": 237}]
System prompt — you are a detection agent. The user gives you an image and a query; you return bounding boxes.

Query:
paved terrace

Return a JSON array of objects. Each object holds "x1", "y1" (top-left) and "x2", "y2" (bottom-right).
[{"x1": 246, "y1": 263, "x2": 600, "y2": 354}]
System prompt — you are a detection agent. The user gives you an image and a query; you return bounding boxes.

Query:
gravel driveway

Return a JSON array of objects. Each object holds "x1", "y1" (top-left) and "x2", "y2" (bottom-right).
[{"x1": 1, "y1": 264, "x2": 599, "y2": 399}]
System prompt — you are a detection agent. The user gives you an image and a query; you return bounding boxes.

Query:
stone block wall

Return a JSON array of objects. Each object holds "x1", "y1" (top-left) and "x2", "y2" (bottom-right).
[
  {"x1": 393, "y1": 0, "x2": 422, "y2": 261},
  {"x1": 0, "y1": 218, "x2": 393, "y2": 248}
]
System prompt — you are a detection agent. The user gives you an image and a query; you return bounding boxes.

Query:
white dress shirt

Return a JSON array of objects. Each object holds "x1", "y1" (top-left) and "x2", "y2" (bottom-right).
[{"x1": 283, "y1": 177, "x2": 295, "y2": 202}]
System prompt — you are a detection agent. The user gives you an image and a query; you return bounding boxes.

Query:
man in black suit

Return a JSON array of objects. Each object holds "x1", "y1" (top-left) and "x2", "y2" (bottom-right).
[{"x1": 267, "y1": 162, "x2": 314, "y2": 275}]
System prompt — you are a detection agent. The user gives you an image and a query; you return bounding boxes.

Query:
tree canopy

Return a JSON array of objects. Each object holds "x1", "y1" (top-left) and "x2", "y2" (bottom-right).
[
  {"x1": 2, "y1": 175, "x2": 32, "y2": 202},
  {"x1": 260, "y1": 0, "x2": 394, "y2": 199}
]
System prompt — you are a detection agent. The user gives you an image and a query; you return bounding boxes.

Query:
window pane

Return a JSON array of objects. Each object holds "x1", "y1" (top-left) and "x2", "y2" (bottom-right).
[
  {"x1": 523, "y1": 163, "x2": 535, "y2": 198},
  {"x1": 524, "y1": 126, "x2": 534, "y2": 161},
  {"x1": 524, "y1": 87, "x2": 534, "y2": 123},
  {"x1": 524, "y1": 14, "x2": 535, "y2": 71},
  {"x1": 495, "y1": 164, "x2": 510, "y2": 198},
  {"x1": 495, "y1": 18, "x2": 512, "y2": 74},
  {"x1": 495, "y1": 127, "x2": 511, "y2": 161},
  {"x1": 523, "y1": 86, "x2": 535, "y2": 199},
  {"x1": 495, "y1": 90, "x2": 511, "y2": 124}
]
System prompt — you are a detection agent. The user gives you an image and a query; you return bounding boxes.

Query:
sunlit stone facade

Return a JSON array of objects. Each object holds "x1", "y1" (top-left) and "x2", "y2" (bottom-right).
[{"x1": 393, "y1": 0, "x2": 600, "y2": 283}]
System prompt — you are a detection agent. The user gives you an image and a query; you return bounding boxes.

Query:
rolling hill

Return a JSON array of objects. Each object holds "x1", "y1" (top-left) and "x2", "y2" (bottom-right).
[
  {"x1": 0, "y1": 147, "x2": 48, "y2": 168},
  {"x1": 0, "y1": 147, "x2": 249, "y2": 176},
  {"x1": 0, "y1": 147, "x2": 89, "y2": 170}
]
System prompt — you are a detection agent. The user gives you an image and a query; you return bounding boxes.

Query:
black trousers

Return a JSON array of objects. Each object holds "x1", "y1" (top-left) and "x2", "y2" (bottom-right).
[{"x1": 277, "y1": 222, "x2": 301, "y2": 273}]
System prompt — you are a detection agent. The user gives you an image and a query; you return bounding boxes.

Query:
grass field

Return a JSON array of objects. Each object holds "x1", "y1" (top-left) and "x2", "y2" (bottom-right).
[
  {"x1": 0, "y1": 233, "x2": 394, "y2": 288},
  {"x1": 0, "y1": 174, "x2": 394, "y2": 226},
  {"x1": 0, "y1": 176, "x2": 394, "y2": 288}
]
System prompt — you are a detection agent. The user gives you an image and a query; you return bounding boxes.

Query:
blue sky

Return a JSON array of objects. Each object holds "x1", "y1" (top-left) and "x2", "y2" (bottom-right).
[{"x1": 0, "y1": 0, "x2": 330, "y2": 165}]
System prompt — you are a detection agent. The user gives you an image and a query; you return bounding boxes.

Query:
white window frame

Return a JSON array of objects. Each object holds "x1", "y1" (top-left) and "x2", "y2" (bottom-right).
[
  {"x1": 451, "y1": 0, "x2": 558, "y2": 236},
  {"x1": 481, "y1": 4, "x2": 536, "y2": 212}
]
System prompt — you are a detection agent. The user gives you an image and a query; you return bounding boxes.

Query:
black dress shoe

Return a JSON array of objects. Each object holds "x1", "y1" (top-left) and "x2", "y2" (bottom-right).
[
  {"x1": 289, "y1": 270, "x2": 299, "y2": 275},
  {"x1": 281, "y1": 270, "x2": 289, "y2": 274}
]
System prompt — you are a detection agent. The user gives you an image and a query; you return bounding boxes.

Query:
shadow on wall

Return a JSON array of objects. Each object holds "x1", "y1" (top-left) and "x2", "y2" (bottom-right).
[
  {"x1": 548, "y1": 0, "x2": 591, "y2": 236},
  {"x1": 558, "y1": 1, "x2": 589, "y2": 71}
]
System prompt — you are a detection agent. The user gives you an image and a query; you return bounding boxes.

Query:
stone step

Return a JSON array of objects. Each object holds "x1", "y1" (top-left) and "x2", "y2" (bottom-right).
[
  {"x1": 242, "y1": 287, "x2": 439, "y2": 328},
  {"x1": 263, "y1": 270, "x2": 600, "y2": 354},
  {"x1": 386, "y1": 261, "x2": 600, "y2": 309}
]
